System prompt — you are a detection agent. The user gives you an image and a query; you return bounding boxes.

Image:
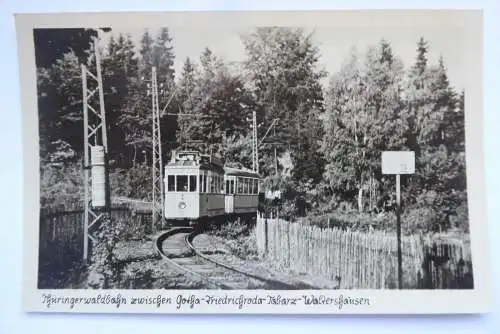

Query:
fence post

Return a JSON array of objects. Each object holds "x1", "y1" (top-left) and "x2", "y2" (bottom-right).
[{"x1": 265, "y1": 216, "x2": 268, "y2": 254}]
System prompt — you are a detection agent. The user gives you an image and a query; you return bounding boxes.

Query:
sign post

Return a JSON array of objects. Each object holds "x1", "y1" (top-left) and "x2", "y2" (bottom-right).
[{"x1": 381, "y1": 151, "x2": 415, "y2": 289}]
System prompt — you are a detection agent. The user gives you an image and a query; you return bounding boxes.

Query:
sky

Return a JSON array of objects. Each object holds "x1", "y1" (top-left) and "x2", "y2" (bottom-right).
[{"x1": 100, "y1": 25, "x2": 465, "y2": 91}]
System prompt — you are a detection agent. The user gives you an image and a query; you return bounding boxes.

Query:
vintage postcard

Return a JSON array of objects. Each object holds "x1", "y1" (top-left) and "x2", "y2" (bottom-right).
[{"x1": 16, "y1": 10, "x2": 491, "y2": 314}]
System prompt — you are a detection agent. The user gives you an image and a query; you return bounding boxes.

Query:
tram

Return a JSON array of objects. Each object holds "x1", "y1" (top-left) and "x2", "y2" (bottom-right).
[{"x1": 164, "y1": 150, "x2": 259, "y2": 226}]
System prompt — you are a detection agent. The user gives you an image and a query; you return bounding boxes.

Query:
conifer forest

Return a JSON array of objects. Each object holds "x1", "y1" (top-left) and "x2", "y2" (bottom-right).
[
  {"x1": 36, "y1": 26, "x2": 468, "y2": 237},
  {"x1": 33, "y1": 27, "x2": 472, "y2": 288},
  {"x1": 34, "y1": 27, "x2": 469, "y2": 243}
]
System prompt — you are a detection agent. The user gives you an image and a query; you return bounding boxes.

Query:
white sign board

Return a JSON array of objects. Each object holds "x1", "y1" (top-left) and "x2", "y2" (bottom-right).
[
  {"x1": 381, "y1": 151, "x2": 415, "y2": 175},
  {"x1": 265, "y1": 190, "x2": 282, "y2": 200}
]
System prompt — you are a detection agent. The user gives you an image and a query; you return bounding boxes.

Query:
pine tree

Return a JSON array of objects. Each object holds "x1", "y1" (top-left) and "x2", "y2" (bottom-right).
[
  {"x1": 322, "y1": 40, "x2": 407, "y2": 213},
  {"x1": 404, "y1": 39, "x2": 464, "y2": 230},
  {"x1": 45, "y1": 51, "x2": 86, "y2": 159},
  {"x1": 151, "y1": 28, "x2": 177, "y2": 158},
  {"x1": 138, "y1": 29, "x2": 154, "y2": 80},
  {"x1": 103, "y1": 33, "x2": 139, "y2": 167},
  {"x1": 176, "y1": 57, "x2": 198, "y2": 146},
  {"x1": 176, "y1": 48, "x2": 253, "y2": 158},
  {"x1": 119, "y1": 28, "x2": 177, "y2": 166},
  {"x1": 242, "y1": 27, "x2": 326, "y2": 182},
  {"x1": 152, "y1": 27, "x2": 176, "y2": 91},
  {"x1": 321, "y1": 49, "x2": 364, "y2": 206},
  {"x1": 34, "y1": 28, "x2": 105, "y2": 68}
]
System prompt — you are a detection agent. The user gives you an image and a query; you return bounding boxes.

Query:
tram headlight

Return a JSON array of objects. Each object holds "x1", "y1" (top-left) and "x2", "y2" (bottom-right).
[{"x1": 178, "y1": 201, "x2": 187, "y2": 209}]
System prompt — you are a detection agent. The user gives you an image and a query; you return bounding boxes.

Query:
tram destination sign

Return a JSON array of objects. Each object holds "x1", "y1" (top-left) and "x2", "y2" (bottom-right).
[{"x1": 381, "y1": 151, "x2": 415, "y2": 175}]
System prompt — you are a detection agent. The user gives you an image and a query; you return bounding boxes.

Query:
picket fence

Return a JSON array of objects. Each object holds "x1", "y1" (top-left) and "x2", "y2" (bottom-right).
[
  {"x1": 38, "y1": 202, "x2": 152, "y2": 288},
  {"x1": 255, "y1": 215, "x2": 473, "y2": 289}
]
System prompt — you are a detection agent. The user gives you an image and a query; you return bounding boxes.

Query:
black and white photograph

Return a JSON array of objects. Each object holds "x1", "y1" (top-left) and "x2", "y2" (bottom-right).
[{"x1": 17, "y1": 10, "x2": 489, "y2": 314}]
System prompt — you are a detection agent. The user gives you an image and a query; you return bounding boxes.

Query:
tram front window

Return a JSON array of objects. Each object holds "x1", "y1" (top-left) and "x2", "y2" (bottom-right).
[
  {"x1": 177, "y1": 175, "x2": 188, "y2": 192},
  {"x1": 189, "y1": 175, "x2": 197, "y2": 192},
  {"x1": 167, "y1": 175, "x2": 175, "y2": 191}
]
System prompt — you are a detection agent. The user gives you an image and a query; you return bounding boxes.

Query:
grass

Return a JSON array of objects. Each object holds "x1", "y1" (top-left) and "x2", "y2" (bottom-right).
[{"x1": 206, "y1": 220, "x2": 260, "y2": 261}]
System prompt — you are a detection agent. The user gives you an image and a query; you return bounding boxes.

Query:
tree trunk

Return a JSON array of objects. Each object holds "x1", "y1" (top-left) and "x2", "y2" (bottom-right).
[
  {"x1": 358, "y1": 187, "x2": 364, "y2": 213},
  {"x1": 369, "y1": 175, "x2": 373, "y2": 212},
  {"x1": 132, "y1": 145, "x2": 137, "y2": 167}
]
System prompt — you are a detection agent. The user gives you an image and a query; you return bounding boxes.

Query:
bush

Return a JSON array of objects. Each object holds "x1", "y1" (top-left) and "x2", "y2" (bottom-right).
[
  {"x1": 304, "y1": 210, "x2": 396, "y2": 232},
  {"x1": 403, "y1": 207, "x2": 439, "y2": 233},
  {"x1": 449, "y1": 201, "x2": 469, "y2": 233},
  {"x1": 86, "y1": 214, "x2": 127, "y2": 289},
  {"x1": 210, "y1": 221, "x2": 259, "y2": 261},
  {"x1": 211, "y1": 219, "x2": 249, "y2": 239},
  {"x1": 110, "y1": 165, "x2": 152, "y2": 200},
  {"x1": 40, "y1": 162, "x2": 83, "y2": 207}
]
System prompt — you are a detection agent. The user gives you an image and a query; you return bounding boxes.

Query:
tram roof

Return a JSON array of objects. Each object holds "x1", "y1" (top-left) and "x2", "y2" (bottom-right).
[
  {"x1": 165, "y1": 150, "x2": 259, "y2": 177},
  {"x1": 224, "y1": 166, "x2": 259, "y2": 178},
  {"x1": 165, "y1": 159, "x2": 224, "y2": 173},
  {"x1": 165, "y1": 150, "x2": 224, "y2": 172}
]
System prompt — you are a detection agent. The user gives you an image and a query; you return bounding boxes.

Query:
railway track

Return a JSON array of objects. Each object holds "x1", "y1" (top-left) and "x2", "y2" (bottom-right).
[{"x1": 155, "y1": 227, "x2": 296, "y2": 289}]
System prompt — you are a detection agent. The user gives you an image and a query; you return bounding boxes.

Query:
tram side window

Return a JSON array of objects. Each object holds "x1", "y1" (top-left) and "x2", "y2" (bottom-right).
[
  {"x1": 177, "y1": 175, "x2": 188, "y2": 192},
  {"x1": 199, "y1": 174, "x2": 203, "y2": 193},
  {"x1": 189, "y1": 175, "x2": 197, "y2": 192},
  {"x1": 168, "y1": 175, "x2": 175, "y2": 191},
  {"x1": 210, "y1": 174, "x2": 215, "y2": 193},
  {"x1": 254, "y1": 179, "x2": 259, "y2": 194},
  {"x1": 237, "y1": 177, "x2": 243, "y2": 194},
  {"x1": 231, "y1": 180, "x2": 235, "y2": 194}
]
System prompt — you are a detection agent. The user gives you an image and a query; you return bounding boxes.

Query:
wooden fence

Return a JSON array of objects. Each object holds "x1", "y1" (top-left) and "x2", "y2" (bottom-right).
[
  {"x1": 255, "y1": 215, "x2": 474, "y2": 289},
  {"x1": 38, "y1": 202, "x2": 152, "y2": 288}
]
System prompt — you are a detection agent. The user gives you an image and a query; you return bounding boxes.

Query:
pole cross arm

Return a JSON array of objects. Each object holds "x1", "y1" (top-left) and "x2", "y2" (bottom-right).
[{"x1": 258, "y1": 118, "x2": 279, "y2": 148}]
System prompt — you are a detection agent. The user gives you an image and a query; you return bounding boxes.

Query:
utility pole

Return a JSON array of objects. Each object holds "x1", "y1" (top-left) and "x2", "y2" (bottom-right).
[
  {"x1": 273, "y1": 119, "x2": 278, "y2": 174},
  {"x1": 252, "y1": 113, "x2": 280, "y2": 175},
  {"x1": 81, "y1": 32, "x2": 109, "y2": 262},
  {"x1": 396, "y1": 173, "x2": 402, "y2": 289},
  {"x1": 252, "y1": 111, "x2": 259, "y2": 174},
  {"x1": 149, "y1": 67, "x2": 165, "y2": 233},
  {"x1": 147, "y1": 69, "x2": 180, "y2": 232},
  {"x1": 382, "y1": 151, "x2": 415, "y2": 290}
]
